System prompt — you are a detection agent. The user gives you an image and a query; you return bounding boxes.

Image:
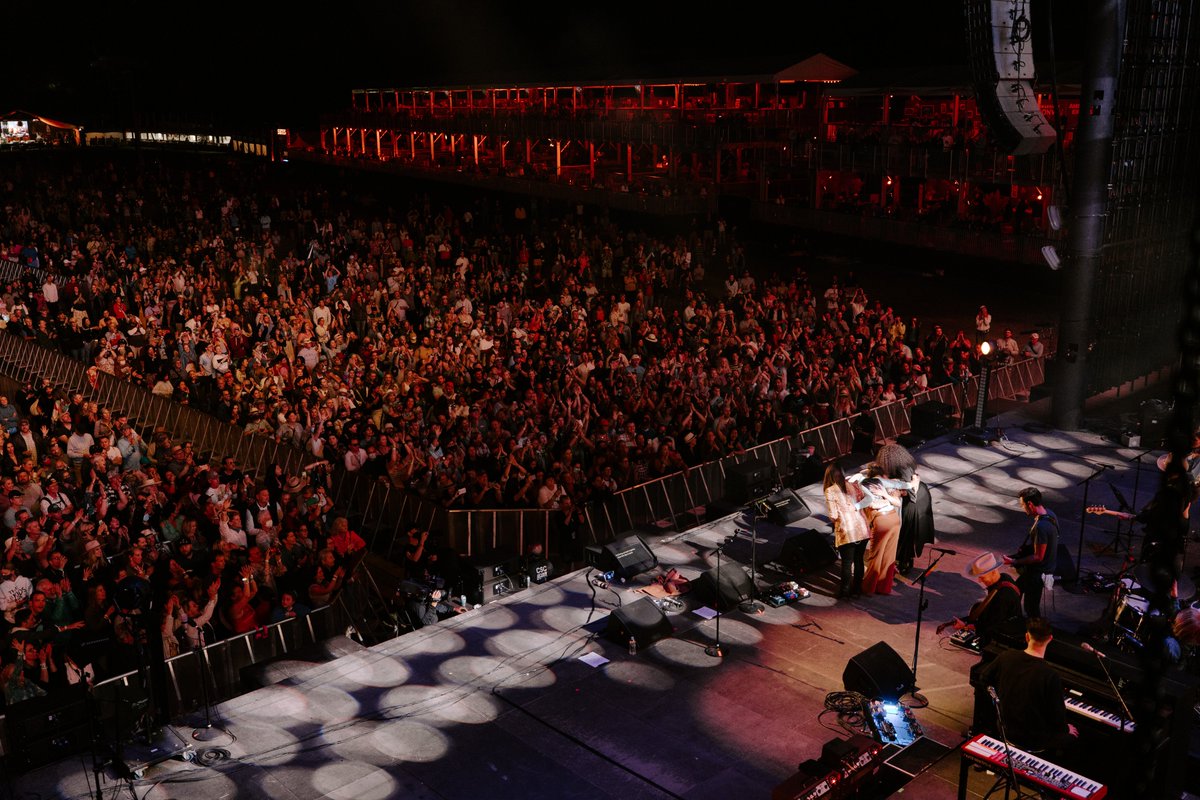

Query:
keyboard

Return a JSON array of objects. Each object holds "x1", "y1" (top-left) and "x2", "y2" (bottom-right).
[
  {"x1": 1063, "y1": 689, "x2": 1135, "y2": 732},
  {"x1": 961, "y1": 734, "x2": 1107, "y2": 799}
]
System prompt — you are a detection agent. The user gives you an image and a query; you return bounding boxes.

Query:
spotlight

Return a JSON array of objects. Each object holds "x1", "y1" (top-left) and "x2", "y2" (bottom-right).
[
  {"x1": 1041, "y1": 245, "x2": 1062, "y2": 270},
  {"x1": 979, "y1": 341, "x2": 992, "y2": 356}
]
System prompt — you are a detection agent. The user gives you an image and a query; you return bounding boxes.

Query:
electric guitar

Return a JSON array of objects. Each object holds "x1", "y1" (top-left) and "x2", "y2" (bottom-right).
[{"x1": 1086, "y1": 505, "x2": 1135, "y2": 521}]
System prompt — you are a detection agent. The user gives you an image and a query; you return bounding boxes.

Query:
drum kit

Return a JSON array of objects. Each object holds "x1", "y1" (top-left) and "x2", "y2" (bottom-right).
[{"x1": 1108, "y1": 563, "x2": 1195, "y2": 653}]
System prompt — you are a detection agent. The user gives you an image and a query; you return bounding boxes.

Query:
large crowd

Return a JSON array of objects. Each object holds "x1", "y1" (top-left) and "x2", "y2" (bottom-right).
[{"x1": 0, "y1": 151, "x2": 1040, "y2": 708}]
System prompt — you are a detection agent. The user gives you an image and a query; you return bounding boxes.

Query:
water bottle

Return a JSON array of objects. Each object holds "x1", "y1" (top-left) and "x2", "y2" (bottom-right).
[
  {"x1": 460, "y1": 595, "x2": 467, "y2": 608},
  {"x1": 628, "y1": 635, "x2": 637, "y2": 656}
]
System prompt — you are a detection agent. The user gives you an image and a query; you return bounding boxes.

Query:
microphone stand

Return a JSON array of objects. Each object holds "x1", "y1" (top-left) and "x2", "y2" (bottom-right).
[
  {"x1": 987, "y1": 686, "x2": 1037, "y2": 799},
  {"x1": 191, "y1": 627, "x2": 227, "y2": 742},
  {"x1": 705, "y1": 536, "x2": 735, "y2": 659},
  {"x1": 1088, "y1": 646, "x2": 1135, "y2": 733},
  {"x1": 1075, "y1": 464, "x2": 1110, "y2": 580},
  {"x1": 907, "y1": 549, "x2": 947, "y2": 708},
  {"x1": 738, "y1": 500, "x2": 770, "y2": 614},
  {"x1": 1126, "y1": 447, "x2": 1154, "y2": 512}
]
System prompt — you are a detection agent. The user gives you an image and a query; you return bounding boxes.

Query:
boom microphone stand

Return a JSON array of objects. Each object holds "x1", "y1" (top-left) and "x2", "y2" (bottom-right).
[
  {"x1": 986, "y1": 686, "x2": 1037, "y2": 799},
  {"x1": 907, "y1": 547, "x2": 950, "y2": 708},
  {"x1": 1076, "y1": 462, "x2": 1113, "y2": 580}
]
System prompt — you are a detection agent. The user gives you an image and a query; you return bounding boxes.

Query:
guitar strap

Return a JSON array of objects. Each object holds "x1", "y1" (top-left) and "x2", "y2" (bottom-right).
[{"x1": 970, "y1": 578, "x2": 1020, "y2": 621}]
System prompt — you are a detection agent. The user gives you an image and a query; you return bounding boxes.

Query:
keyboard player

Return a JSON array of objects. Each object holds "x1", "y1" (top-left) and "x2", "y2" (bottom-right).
[{"x1": 973, "y1": 618, "x2": 1079, "y2": 751}]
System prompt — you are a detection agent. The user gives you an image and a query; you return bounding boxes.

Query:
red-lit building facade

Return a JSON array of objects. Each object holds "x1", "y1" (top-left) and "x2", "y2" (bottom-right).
[{"x1": 308, "y1": 54, "x2": 1077, "y2": 264}]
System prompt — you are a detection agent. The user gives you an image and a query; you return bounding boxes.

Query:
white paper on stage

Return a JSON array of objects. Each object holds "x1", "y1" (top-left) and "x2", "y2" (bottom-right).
[
  {"x1": 692, "y1": 606, "x2": 719, "y2": 620},
  {"x1": 579, "y1": 652, "x2": 610, "y2": 668}
]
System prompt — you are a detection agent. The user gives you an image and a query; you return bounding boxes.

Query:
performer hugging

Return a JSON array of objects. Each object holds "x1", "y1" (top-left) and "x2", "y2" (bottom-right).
[{"x1": 875, "y1": 443, "x2": 936, "y2": 574}]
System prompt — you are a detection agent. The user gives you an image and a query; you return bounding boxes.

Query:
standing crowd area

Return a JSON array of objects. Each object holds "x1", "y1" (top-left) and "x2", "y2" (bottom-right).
[{"x1": 0, "y1": 151, "x2": 1038, "y2": 708}]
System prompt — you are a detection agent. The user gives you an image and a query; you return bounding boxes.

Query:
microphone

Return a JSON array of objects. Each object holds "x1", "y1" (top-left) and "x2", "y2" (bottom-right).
[
  {"x1": 987, "y1": 686, "x2": 999, "y2": 702},
  {"x1": 929, "y1": 546, "x2": 957, "y2": 555},
  {"x1": 1082, "y1": 642, "x2": 1107, "y2": 659},
  {"x1": 591, "y1": 576, "x2": 608, "y2": 590}
]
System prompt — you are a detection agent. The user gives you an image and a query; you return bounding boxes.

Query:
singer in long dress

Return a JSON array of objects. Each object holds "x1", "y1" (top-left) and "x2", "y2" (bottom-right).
[
  {"x1": 858, "y1": 475, "x2": 904, "y2": 595},
  {"x1": 876, "y1": 443, "x2": 936, "y2": 573}
]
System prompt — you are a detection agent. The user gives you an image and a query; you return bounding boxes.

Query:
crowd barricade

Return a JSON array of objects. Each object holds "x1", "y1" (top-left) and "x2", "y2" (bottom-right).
[
  {"x1": 358, "y1": 358, "x2": 1047, "y2": 565},
  {"x1": 443, "y1": 508, "x2": 553, "y2": 560},
  {"x1": 0, "y1": 599, "x2": 354, "y2": 745},
  {"x1": 0, "y1": 327, "x2": 308, "y2": 481}
]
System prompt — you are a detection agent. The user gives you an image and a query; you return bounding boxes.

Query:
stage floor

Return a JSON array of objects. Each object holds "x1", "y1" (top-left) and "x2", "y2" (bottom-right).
[{"x1": 17, "y1": 420, "x2": 1196, "y2": 799}]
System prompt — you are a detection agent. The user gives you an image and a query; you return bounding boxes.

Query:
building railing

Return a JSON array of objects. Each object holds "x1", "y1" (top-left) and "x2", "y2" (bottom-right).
[
  {"x1": 296, "y1": 153, "x2": 717, "y2": 216},
  {"x1": 750, "y1": 203, "x2": 1056, "y2": 266}
]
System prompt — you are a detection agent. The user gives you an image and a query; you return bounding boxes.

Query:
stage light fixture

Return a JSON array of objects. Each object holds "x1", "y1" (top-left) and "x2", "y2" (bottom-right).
[
  {"x1": 1047, "y1": 205, "x2": 1063, "y2": 231},
  {"x1": 1041, "y1": 245, "x2": 1062, "y2": 270}
]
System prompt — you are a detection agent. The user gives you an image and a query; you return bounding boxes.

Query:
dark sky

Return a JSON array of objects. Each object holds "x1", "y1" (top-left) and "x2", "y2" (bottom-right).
[{"x1": 8, "y1": 2, "x2": 1081, "y2": 128}]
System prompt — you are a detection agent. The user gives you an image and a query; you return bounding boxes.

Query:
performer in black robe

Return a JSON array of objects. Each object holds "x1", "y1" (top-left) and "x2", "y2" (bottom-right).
[{"x1": 875, "y1": 443, "x2": 936, "y2": 573}]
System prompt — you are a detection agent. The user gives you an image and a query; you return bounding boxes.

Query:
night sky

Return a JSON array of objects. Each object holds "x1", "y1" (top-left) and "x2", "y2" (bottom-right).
[{"x1": 8, "y1": 2, "x2": 1082, "y2": 128}]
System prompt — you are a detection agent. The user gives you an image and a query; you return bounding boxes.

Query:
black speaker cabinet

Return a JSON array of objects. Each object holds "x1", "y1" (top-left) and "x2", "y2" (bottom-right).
[
  {"x1": 595, "y1": 534, "x2": 658, "y2": 580},
  {"x1": 842, "y1": 641, "x2": 914, "y2": 701},
  {"x1": 605, "y1": 597, "x2": 673, "y2": 649},
  {"x1": 5, "y1": 684, "x2": 92, "y2": 771},
  {"x1": 911, "y1": 400, "x2": 954, "y2": 439},
  {"x1": 726, "y1": 459, "x2": 777, "y2": 503},
  {"x1": 779, "y1": 529, "x2": 836, "y2": 575},
  {"x1": 760, "y1": 488, "x2": 811, "y2": 527},
  {"x1": 695, "y1": 562, "x2": 755, "y2": 612}
]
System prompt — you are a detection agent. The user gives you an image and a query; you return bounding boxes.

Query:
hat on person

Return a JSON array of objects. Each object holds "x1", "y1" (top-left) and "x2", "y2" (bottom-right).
[
  {"x1": 965, "y1": 552, "x2": 1002, "y2": 577},
  {"x1": 85, "y1": 539, "x2": 103, "y2": 554},
  {"x1": 645, "y1": 333, "x2": 658, "y2": 343},
  {"x1": 283, "y1": 475, "x2": 308, "y2": 493}
]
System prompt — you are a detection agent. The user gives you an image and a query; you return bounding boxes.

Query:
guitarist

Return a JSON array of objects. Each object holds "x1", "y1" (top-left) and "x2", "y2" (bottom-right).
[
  {"x1": 1004, "y1": 487, "x2": 1059, "y2": 619},
  {"x1": 937, "y1": 552, "x2": 1022, "y2": 646}
]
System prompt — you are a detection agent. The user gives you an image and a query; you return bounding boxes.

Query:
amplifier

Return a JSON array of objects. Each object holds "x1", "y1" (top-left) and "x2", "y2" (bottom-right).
[{"x1": 772, "y1": 735, "x2": 883, "y2": 800}]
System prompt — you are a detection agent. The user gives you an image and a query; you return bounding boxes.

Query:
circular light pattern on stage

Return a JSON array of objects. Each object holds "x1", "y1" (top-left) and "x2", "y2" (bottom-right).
[
  {"x1": 383, "y1": 629, "x2": 466, "y2": 656},
  {"x1": 602, "y1": 659, "x2": 677, "y2": 691},
  {"x1": 311, "y1": 762, "x2": 399, "y2": 799},
  {"x1": 237, "y1": 683, "x2": 360, "y2": 726},
  {"x1": 485, "y1": 627, "x2": 568, "y2": 658},
  {"x1": 223, "y1": 719, "x2": 303, "y2": 766},
  {"x1": 954, "y1": 446, "x2": 1009, "y2": 466},
  {"x1": 1015, "y1": 467, "x2": 1072, "y2": 489},
  {"x1": 519, "y1": 585, "x2": 569, "y2": 606},
  {"x1": 931, "y1": 514, "x2": 978, "y2": 535},
  {"x1": 436, "y1": 654, "x2": 557, "y2": 690},
  {"x1": 234, "y1": 685, "x2": 311, "y2": 721},
  {"x1": 336, "y1": 653, "x2": 413, "y2": 689},
  {"x1": 707, "y1": 617, "x2": 765, "y2": 645},
  {"x1": 936, "y1": 501, "x2": 1007, "y2": 524},
  {"x1": 367, "y1": 718, "x2": 450, "y2": 763},
  {"x1": 458, "y1": 605, "x2": 521, "y2": 631},
  {"x1": 533, "y1": 604, "x2": 599, "y2": 632},
  {"x1": 376, "y1": 683, "x2": 502, "y2": 725},
  {"x1": 651, "y1": 637, "x2": 726, "y2": 668},
  {"x1": 923, "y1": 453, "x2": 981, "y2": 474}
]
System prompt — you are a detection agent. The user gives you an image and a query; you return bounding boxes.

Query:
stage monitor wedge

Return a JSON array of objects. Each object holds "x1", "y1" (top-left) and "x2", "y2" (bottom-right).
[
  {"x1": 843, "y1": 641, "x2": 915, "y2": 702},
  {"x1": 594, "y1": 534, "x2": 658, "y2": 581},
  {"x1": 605, "y1": 597, "x2": 673, "y2": 649},
  {"x1": 695, "y1": 561, "x2": 755, "y2": 612}
]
